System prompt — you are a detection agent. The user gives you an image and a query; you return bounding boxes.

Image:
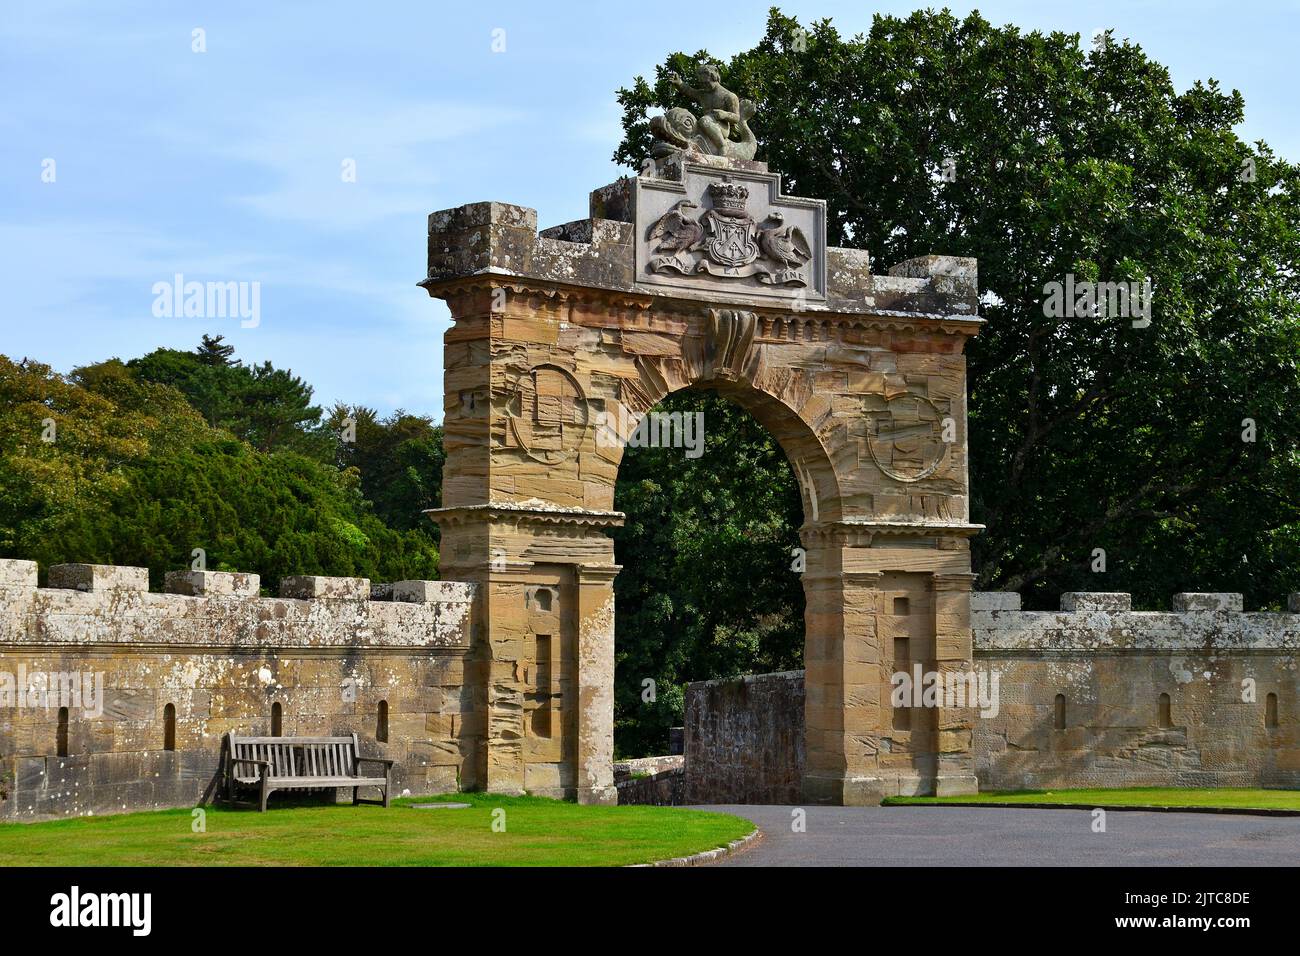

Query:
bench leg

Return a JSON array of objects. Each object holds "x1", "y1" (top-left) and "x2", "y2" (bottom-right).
[
  {"x1": 382, "y1": 785, "x2": 390, "y2": 809},
  {"x1": 352, "y1": 787, "x2": 359, "y2": 805},
  {"x1": 259, "y1": 778, "x2": 269, "y2": 813}
]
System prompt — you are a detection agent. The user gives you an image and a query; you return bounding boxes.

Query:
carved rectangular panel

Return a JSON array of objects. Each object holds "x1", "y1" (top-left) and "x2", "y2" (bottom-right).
[{"x1": 635, "y1": 162, "x2": 827, "y2": 305}]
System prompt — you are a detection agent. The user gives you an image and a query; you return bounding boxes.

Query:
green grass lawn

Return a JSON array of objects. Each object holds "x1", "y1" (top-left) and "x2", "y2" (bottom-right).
[
  {"x1": 0, "y1": 793, "x2": 754, "y2": 867},
  {"x1": 884, "y1": 787, "x2": 1300, "y2": 811}
]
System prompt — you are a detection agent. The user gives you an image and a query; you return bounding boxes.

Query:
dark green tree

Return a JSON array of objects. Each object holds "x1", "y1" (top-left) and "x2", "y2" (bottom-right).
[
  {"x1": 228, "y1": 360, "x2": 326, "y2": 456},
  {"x1": 41, "y1": 438, "x2": 438, "y2": 592},
  {"x1": 125, "y1": 339, "x2": 331, "y2": 460},
  {"x1": 612, "y1": 391, "x2": 803, "y2": 756},
  {"x1": 0, "y1": 355, "x2": 438, "y2": 592},
  {"x1": 195, "y1": 334, "x2": 235, "y2": 367},
  {"x1": 325, "y1": 404, "x2": 445, "y2": 531},
  {"x1": 616, "y1": 8, "x2": 1300, "y2": 611}
]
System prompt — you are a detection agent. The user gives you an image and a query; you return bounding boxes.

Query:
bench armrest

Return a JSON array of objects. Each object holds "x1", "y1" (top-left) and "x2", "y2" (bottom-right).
[{"x1": 355, "y1": 756, "x2": 395, "y2": 768}]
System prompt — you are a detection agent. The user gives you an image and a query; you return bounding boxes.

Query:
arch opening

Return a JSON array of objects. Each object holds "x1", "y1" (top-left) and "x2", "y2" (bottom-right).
[{"x1": 610, "y1": 387, "x2": 811, "y2": 778}]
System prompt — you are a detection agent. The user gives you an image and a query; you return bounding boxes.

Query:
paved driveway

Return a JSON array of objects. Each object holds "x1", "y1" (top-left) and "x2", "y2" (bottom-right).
[{"x1": 698, "y1": 805, "x2": 1300, "y2": 866}]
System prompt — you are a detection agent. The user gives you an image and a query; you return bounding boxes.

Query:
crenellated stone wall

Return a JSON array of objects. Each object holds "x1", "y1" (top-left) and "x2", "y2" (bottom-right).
[
  {"x1": 973, "y1": 591, "x2": 1300, "y2": 791},
  {"x1": 681, "y1": 591, "x2": 1300, "y2": 802},
  {"x1": 0, "y1": 559, "x2": 480, "y2": 820}
]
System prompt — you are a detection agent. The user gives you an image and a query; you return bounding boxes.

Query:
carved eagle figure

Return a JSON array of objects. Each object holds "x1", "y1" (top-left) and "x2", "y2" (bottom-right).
[
  {"x1": 647, "y1": 200, "x2": 704, "y2": 254},
  {"x1": 758, "y1": 212, "x2": 812, "y2": 270}
]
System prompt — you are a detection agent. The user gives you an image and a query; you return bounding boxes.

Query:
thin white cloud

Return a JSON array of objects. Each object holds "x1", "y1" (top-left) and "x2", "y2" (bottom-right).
[{"x1": 146, "y1": 98, "x2": 522, "y2": 230}]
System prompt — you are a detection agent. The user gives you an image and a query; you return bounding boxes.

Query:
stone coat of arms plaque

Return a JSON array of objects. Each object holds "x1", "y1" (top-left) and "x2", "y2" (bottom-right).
[{"x1": 635, "y1": 162, "x2": 826, "y2": 304}]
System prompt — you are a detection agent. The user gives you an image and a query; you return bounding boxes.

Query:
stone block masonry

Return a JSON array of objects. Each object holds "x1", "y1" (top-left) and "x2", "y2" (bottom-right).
[
  {"x1": 683, "y1": 592, "x2": 1300, "y2": 802},
  {"x1": 685, "y1": 672, "x2": 804, "y2": 804},
  {"x1": 0, "y1": 560, "x2": 480, "y2": 820},
  {"x1": 614, "y1": 755, "x2": 685, "y2": 806},
  {"x1": 973, "y1": 591, "x2": 1300, "y2": 791},
  {"x1": 421, "y1": 147, "x2": 985, "y2": 806}
]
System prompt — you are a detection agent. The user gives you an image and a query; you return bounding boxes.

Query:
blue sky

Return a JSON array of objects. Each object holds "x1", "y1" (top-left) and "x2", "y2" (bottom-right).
[{"x1": 3, "y1": 0, "x2": 1296, "y2": 420}]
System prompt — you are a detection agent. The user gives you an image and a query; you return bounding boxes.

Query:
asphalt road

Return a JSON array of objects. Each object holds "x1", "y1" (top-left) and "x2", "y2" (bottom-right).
[{"x1": 697, "y1": 805, "x2": 1300, "y2": 866}]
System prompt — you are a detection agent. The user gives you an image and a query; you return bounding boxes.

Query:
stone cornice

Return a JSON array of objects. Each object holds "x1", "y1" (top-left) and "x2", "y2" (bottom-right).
[
  {"x1": 802, "y1": 518, "x2": 984, "y2": 542},
  {"x1": 426, "y1": 503, "x2": 627, "y2": 530},
  {"x1": 422, "y1": 273, "x2": 656, "y2": 314},
  {"x1": 574, "y1": 564, "x2": 623, "y2": 582},
  {"x1": 423, "y1": 272, "x2": 984, "y2": 339}
]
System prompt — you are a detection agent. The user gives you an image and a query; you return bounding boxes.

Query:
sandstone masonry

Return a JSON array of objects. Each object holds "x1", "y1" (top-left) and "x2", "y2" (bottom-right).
[
  {"x1": 422, "y1": 151, "x2": 983, "y2": 806},
  {"x1": 0, "y1": 560, "x2": 478, "y2": 820},
  {"x1": 682, "y1": 591, "x2": 1300, "y2": 802}
]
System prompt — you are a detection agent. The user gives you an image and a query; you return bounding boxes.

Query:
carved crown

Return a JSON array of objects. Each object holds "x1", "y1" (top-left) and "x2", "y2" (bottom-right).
[{"x1": 707, "y1": 180, "x2": 749, "y2": 216}]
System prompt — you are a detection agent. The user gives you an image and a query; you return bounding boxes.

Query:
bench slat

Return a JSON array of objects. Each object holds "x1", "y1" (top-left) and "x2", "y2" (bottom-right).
[{"x1": 230, "y1": 736, "x2": 358, "y2": 746}]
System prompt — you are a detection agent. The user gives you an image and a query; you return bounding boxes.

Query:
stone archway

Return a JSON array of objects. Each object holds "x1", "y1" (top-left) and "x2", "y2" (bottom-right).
[{"x1": 422, "y1": 153, "x2": 982, "y2": 805}]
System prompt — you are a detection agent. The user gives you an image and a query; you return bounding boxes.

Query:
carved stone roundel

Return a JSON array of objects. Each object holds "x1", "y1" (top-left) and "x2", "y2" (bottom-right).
[
  {"x1": 866, "y1": 395, "x2": 950, "y2": 483},
  {"x1": 505, "y1": 364, "x2": 589, "y2": 465}
]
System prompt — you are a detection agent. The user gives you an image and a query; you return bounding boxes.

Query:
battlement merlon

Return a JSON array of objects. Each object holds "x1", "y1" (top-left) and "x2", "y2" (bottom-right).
[{"x1": 420, "y1": 171, "x2": 981, "y2": 325}]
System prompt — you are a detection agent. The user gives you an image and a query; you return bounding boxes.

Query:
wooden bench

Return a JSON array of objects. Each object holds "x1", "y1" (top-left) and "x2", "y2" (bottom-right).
[{"x1": 223, "y1": 733, "x2": 393, "y2": 811}]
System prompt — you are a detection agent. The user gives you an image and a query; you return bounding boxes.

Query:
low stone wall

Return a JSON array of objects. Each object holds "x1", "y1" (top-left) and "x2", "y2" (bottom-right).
[
  {"x1": 684, "y1": 671, "x2": 804, "y2": 804},
  {"x1": 0, "y1": 560, "x2": 480, "y2": 820},
  {"x1": 614, "y1": 755, "x2": 684, "y2": 806},
  {"x1": 681, "y1": 592, "x2": 1300, "y2": 801}
]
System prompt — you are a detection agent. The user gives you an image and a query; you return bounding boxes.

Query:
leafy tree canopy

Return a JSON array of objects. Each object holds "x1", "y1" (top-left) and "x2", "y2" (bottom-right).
[
  {"x1": 616, "y1": 7, "x2": 1300, "y2": 611},
  {"x1": 612, "y1": 391, "x2": 803, "y2": 756},
  {"x1": 325, "y1": 403, "x2": 445, "y2": 532},
  {"x1": 124, "y1": 335, "x2": 330, "y2": 460},
  {"x1": 0, "y1": 353, "x2": 437, "y2": 591}
]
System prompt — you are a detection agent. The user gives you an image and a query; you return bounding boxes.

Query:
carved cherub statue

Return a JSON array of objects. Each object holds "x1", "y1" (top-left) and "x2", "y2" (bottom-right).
[
  {"x1": 667, "y1": 63, "x2": 742, "y2": 141},
  {"x1": 650, "y1": 62, "x2": 758, "y2": 161}
]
